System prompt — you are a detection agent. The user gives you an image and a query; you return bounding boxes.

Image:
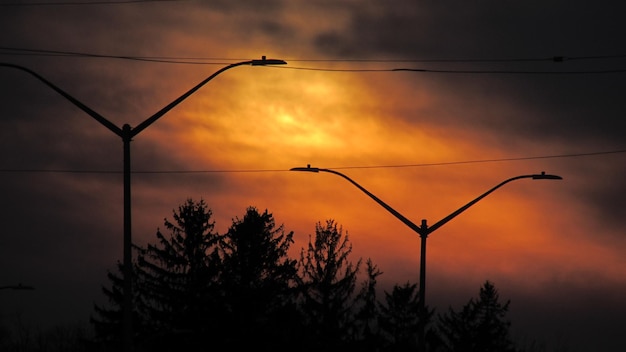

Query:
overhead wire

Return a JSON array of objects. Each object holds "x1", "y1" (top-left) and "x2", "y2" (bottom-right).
[
  {"x1": 0, "y1": 0, "x2": 184, "y2": 6},
  {"x1": 2, "y1": 47, "x2": 626, "y2": 63},
  {"x1": 1, "y1": 149, "x2": 624, "y2": 175},
  {"x1": 2, "y1": 47, "x2": 626, "y2": 74}
]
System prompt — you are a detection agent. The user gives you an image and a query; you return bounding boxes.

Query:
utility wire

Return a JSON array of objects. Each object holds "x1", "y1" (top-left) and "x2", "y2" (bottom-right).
[
  {"x1": 0, "y1": 47, "x2": 221, "y2": 64},
  {"x1": 2, "y1": 47, "x2": 626, "y2": 73},
  {"x1": 2, "y1": 47, "x2": 626, "y2": 63},
  {"x1": 281, "y1": 66, "x2": 626, "y2": 74},
  {"x1": 0, "y1": 0, "x2": 184, "y2": 6},
  {"x1": 329, "y1": 149, "x2": 626, "y2": 170},
  {"x1": 390, "y1": 68, "x2": 626, "y2": 75},
  {"x1": 1, "y1": 149, "x2": 624, "y2": 175}
]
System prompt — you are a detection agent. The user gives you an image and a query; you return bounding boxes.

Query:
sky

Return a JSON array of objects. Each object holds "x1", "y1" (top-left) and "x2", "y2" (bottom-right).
[{"x1": 0, "y1": 0, "x2": 625, "y2": 350}]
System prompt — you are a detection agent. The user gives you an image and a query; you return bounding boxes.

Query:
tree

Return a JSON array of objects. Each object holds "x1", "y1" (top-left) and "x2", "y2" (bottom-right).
[
  {"x1": 436, "y1": 280, "x2": 516, "y2": 352},
  {"x1": 133, "y1": 198, "x2": 222, "y2": 350},
  {"x1": 218, "y1": 206, "x2": 300, "y2": 349},
  {"x1": 91, "y1": 257, "x2": 144, "y2": 350},
  {"x1": 352, "y1": 258, "x2": 384, "y2": 351},
  {"x1": 378, "y1": 282, "x2": 428, "y2": 352},
  {"x1": 298, "y1": 220, "x2": 362, "y2": 351},
  {"x1": 92, "y1": 199, "x2": 222, "y2": 351}
]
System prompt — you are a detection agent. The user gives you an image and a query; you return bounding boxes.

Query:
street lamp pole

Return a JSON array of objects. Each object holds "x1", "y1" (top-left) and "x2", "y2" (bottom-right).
[
  {"x1": 290, "y1": 165, "x2": 562, "y2": 351},
  {"x1": 1, "y1": 57, "x2": 287, "y2": 352}
]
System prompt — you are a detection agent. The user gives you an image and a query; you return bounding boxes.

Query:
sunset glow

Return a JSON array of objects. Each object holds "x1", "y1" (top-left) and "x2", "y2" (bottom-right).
[{"x1": 1, "y1": 1, "x2": 625, "y2": 350}]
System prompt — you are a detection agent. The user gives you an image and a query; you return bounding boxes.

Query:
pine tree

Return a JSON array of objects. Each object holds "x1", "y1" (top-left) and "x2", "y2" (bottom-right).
[
  {"x1": 91, "y1": 261, "x2": 132, "y2": 349},
  {"x1": 353, "y1": 258, "x2": 384, "y2": 351},
  {"x1": 134, "y1": 198, "x2": 222, "y2": 350},
  {"x1": 91, "y1": 252, "x2": 146, "y2": 350},
  {"x1": 378, "y1": 282, "x2": 425, "y2": 352},
  {"x1": 298, "y1": 219, "x2": 362, "y2": 351},
  {"x1": 436, "y1": 280, "x2": 516, "y2": 352},
  {"x1": 218, "y1": 206, "x2": 300, "y2": 349}
]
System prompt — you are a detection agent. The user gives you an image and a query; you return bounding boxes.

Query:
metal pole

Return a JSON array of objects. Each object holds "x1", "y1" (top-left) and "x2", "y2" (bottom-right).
[
  {"x1": 122, "y1": 124, "x2": 133, "y2": 352},
  {"x1": 418, "y1": 220, "x2": 428, "y2": 351}
]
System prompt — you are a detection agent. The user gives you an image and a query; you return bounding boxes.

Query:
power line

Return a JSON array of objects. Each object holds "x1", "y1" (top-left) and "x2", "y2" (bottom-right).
[
  {"x1": 1, "y1": 149, "x2": 624, "y2": 175},
  {"x1": 329, "y1": 149, "x2": 626, "y2": 170},
  {"x1": 0, "y1": 47, "x2": 221, "y2": 64},
  {"x1": 281, "y1": 66, "x2": 626, "y2": 74},
  {"x1": 390, "y1": 68, "x2": 626, "y2": 75},
  {"x1": 2, "y1": 47, "x2": 625, "y2": 74},
  {"x1": 0, "y1": 0, "x2": 185, "y2": 6},
  {"x1": 2, "y1": 47, "x2": 626, "y2": 63}
]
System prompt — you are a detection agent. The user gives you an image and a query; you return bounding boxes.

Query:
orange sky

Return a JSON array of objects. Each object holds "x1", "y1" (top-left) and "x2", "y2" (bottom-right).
[
  {"x1": 1, "y1": 1, "x2": 625, "y2": 349},
  {"x1": 136, "y1": 62, "x2": 625, "y2": 308}
]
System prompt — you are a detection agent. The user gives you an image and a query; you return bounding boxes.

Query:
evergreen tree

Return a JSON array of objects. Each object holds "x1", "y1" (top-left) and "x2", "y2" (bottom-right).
[
  {"x1": 91, "y1": 255, "x2": 144, "y2": 350},
  {"x1": 353, "y1": 258, "x2": 384, "y2": 351},
  {"x1": 436, "y1": 280, "x2": 516, "y2": 352},
  {"x1": 90, "y1": 261, "x2": 126, "y2": 348},
  {"x1": 92, "y1": 199, "x2": 221, "y2": 350},
  {"x1": 378, "y1": 282, "x2": 426, "y2": 352},
  {"x1": 218, "y1": 206, "x2": 300, "y2": 349},
  {"x1": 133, "y1": 198, "x2": 222, "y2": 350},
  {"x1": 298, "y1": 220, "x2": 362, "y2": 351}
]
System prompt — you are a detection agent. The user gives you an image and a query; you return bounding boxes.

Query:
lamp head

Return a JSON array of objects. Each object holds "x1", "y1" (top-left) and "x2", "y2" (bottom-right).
[
  {"x1": 532, "y1": 171, "x2": 563, "y2": 180},
  {"x1": 251, "y1": 56, "x2": 287, "y2": 66},
  {"x1": 290, "y1": 165, "x2": 320, "y2": 173}
]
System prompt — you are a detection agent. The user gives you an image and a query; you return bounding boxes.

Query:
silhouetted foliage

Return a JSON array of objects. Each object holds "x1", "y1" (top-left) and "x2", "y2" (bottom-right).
[
  {"x1": 90, "y1": 199, "x2": 538, "y2": 352},
  {"x1": 352, "y1": 258, "x2": 384, "y2": 351},
  {"x1": 90, "y1": 259, "x2": 143, "y2": 350},
  {"x1": 91, "y1": 199, "x2": 222, "y2": 351},
  {"x1": 298, "y1": 220, "x2": 361, "y2": 351},
  {"x1": 91, "y1": 262, "x2": 124, "y2": 343},
  {"x1": 134, "y1": 198, "x2": 222, "y2": 350},
  {"x1": 218, "y1": 206, "x2": 300, "y2": 349},
  {"x1": 378, "y1": 281, "x2": 434, "y2": 351},
  {"x1": 436, "y1": 280, "x2": 516, "y2": 352}
]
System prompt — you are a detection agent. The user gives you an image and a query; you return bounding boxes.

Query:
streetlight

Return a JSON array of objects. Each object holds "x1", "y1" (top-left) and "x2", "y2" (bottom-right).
[
  {"x1": 290, "y1": 165, "x2": 562, "y2": 351},
  {"x1": 1, "y1": 56, "x2": 287, "y2": 352}
]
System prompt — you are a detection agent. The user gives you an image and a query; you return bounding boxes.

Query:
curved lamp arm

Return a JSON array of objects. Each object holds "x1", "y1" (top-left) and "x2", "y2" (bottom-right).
[
  {"x1": 427, "y1": 171, "x2": 562, "y2": 234},
  {"x1": 132, "y1": 56, "x2": 286, "y2": 137},
  {"x1": 291, "y1": 166, "x2": 562, "y2": 237},
  {"x1": 291, "y1": 166, "x2": 424, "y2": 234},
  {"x1": 0, "y1": 62, "x2": 122, "y2": 136}
]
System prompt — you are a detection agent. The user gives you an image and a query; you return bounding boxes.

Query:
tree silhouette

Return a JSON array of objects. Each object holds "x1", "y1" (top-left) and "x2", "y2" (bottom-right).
[
  {"x1": 378, "y1": 282, "x2": 430, "y2": 351},
  {"x1": 91, "y1": 258, "x2": 143, "y2": 350},
  {"x1": 91, "y1": 200, "x2": 534, "y2": 352},
  {"x1": 133, "y1": 198, "x2": 222, "y2": 350},
  {"x1": 298, "y1": 219, "x2": 362, "y2": 351},
  {"x1": 436, "y1": 280, "x2": 516, "y2": 352},
  {"x1": 352, "y1": 258, "x2": 384, "y2": 351},
  {"x1": 92, "y1": 199, "x2": 222, "y2": 351},
  {"x1": 91, "y1": 262, "x2": 125, "y2": 345},
  {"x1": 218, "y1": 206, "x2": 300, "y2": 349}
]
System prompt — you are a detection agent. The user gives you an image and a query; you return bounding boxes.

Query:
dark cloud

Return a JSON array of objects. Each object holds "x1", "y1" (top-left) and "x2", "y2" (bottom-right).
[
  {"x1": 572, "y1": 160, "x2": 626, "y2": 234},
  {"x1": 314, "y1": 1, "x2": 626, "y2": 58},
  {"x1": 310, "y1": 1, "x2": 626, "y2": 147}
]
